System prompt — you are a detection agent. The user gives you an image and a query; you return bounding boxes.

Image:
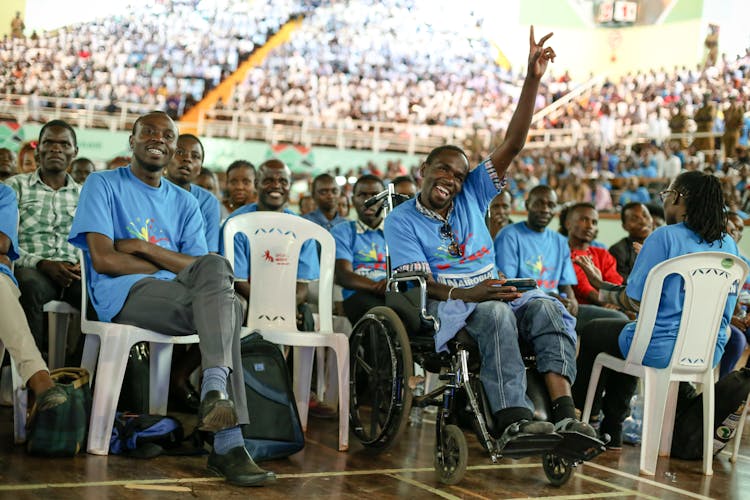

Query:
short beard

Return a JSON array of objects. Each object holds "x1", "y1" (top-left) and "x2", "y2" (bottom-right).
[{"x1": 139, "y1": 161, "x2": 164, "y2": 173}]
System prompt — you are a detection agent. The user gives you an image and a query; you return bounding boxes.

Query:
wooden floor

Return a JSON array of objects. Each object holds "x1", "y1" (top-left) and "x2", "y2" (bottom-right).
[{"x1": 1, "y1": 407, "x2": 749, "y2": 499}]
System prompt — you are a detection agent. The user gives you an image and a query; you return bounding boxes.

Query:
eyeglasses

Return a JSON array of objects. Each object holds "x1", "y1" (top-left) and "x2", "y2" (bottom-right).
[
  {"x1": 659, "y1": 189, "x2": 682, "y2": 203},
  {"x1": 440, "y1": 222, "x2": 463, "y2": 258}
]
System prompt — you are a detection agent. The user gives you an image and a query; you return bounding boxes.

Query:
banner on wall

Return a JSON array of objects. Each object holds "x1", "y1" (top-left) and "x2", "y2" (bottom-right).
[{"x1": 0, "y1": 122, "x2": 27, "y2": 150}]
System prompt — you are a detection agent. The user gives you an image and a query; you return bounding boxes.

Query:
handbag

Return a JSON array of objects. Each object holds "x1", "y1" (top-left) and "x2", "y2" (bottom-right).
[{"x1": 26, "y1": 367, "x2": 92, "y2": 456}]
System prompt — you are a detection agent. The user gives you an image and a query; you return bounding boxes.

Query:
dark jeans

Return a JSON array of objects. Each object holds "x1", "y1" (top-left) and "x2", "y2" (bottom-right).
[
  {"x1": 14, "y1": 265, "x2": 82, "y2": 356},
  {"x1": 571, "y1": 318, "x2": 637, "y2": 434},
  {"x1": 343, "y1": 290, "x2": 385, "y2": 326}
]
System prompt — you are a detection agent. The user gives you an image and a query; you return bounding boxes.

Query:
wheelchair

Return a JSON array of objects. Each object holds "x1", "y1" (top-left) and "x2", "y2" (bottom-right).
[{"x1": 348, "y1": 189, "x2": 606, "y2": 486}]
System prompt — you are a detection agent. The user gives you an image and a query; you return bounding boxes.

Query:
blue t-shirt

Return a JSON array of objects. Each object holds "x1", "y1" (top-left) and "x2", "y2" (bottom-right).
[
  {"x1": 384, "y1": 160, "x2": 504, "y2": 287},
  {"x1": 618, "y1": 187, "x2": 651, "y2": 206},
  {"x1": 331, "y1": 220, "x2": 387, "y2": 299},
  {"x1": 219, "y1": 203, "x2": 320, "y2": 281},
  {"x1": 620, "y1": 223, "x2": 739, "y2": 368},
  {"x1": 302, "y1": 208, "x2": 348, "y2": 231},
  {"x1": 494, "y1": 222, "x2": 577, "y2": 294},
  {"x1": 190, "y1": 183, "x2": 220, "y2": 253},
  {"x1": 0, "y1": 184, "x2": 20, "y2": 286},
  {"x1": 68, "y1": 167, "x2": 208, "y2": 322}
]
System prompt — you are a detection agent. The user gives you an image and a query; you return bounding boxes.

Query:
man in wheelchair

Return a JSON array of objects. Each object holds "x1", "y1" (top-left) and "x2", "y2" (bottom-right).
[{"x1": 383, "y1": 29, "x2": 597, "y2": 450}]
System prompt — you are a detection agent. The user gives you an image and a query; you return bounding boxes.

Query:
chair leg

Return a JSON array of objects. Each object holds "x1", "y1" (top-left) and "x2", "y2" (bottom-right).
[
  {"x1": 331, "y1": 336, "x2": 349, "y2": 452},
  {"x1": 86, "y1": 333, "x2": 132, "y2": 455},
  {"x1": 701, "y1": 378, "x2": 715, "y2": 476},
  {"x1": 149, "y1": 342, "x2": 174, "y2": 415},
  {"x1": 10, "y1": 358, "x2": 26, "y2": 444},
  {"x1": 293, "y1": 346, "x2": 315, "y2": 432},
  {"x1": 659, "y1": 381, "x2": 679, "y2": 456},
  {"x1": 315, "y1": 346, "x2": 326, "y2": 402},
  {"x1": 47, "y1": 311, "x2": 71, "y2": 370},
  {"x1": 80, "y1": 334, "x2": 101, "y2": 382},
  {"x1": 730, "y1": 399, "x2": 749, "y2": 463},
  {"x1": 582, "y1": 360, "x2": 604, "y2": 423},
  {"x1": 640, "y1": 372, "x2": 671, "y2": 475}
]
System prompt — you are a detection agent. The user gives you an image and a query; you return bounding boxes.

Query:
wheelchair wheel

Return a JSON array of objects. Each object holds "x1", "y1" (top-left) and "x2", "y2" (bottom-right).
[
  {"x1": 350, "y1": 306, "x2": 413, "y2": 450},
  {"x1": 542, "y1": 452, "x2": 573, "y2": 487},
  {"x1": 434, "y1": 424, "x2": 468, "y2": 485}
]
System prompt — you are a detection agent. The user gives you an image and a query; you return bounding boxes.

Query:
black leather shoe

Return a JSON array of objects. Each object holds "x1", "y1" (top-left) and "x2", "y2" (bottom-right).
[
  {"x1": 198, "y1": 390, "x2": 238, "y2": 433},
  {"x1": 207, "y1": 446, "x2": 276, "y2": 487},
  {"x1": 169, "y1": 383, "x2": 201, "y2": 413}
]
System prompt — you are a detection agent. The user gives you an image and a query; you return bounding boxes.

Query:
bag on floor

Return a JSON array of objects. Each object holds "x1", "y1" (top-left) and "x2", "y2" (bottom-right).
[
  {"x1": 671, "y1": 367, "x2": 750, "y2": 460},
  {"x1": 240, "y1": 331, "x2": 305, "y2": 461},
  {"x1": 109, "y1": 412, "x2": 184, "y2": 458},
  {"x1": 26, "y1": 367, "x2": 92, "y2": 457}
]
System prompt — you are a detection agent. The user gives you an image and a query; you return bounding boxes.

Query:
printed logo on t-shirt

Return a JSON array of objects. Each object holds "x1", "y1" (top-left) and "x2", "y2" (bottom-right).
[
  {"x1": 435, "y1": 263, "x2": 495, "y2": 288},
  {"x1": 127, "y1": 218, "x2": 170, "y2": 247},
  {"x1": 434, "y1": 232, "x2": 491, "y2": 270},
  {"x1": 356, "y1": 242, "x2": 386, "y2": 270},
  {"x1": 525, "y1": 255, "x2": 558, "y2": 291}
]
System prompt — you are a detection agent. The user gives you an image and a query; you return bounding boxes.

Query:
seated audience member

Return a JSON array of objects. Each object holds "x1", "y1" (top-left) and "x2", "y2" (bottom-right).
[
  {"x1": 572, "y1": 171, "x2": 738, "y2": 448},
  {"x1": 646, "y1": 202, "x2": 666, "y2": 228},
  {"x1": 16, "y1": 141, "x2": 36, "y2": 174},
  {"x1": 164, "y1": 134, "x2": 222, "y2": 410},
  {"x1": 6, "y1": 120, "x2": 82, "y2": 357},
  {"x1": 338, "y1": 193, "x2": 351, "y2": 218},
  {"x1": 565, "y1": 203, "x2": 624, "y2": 306},
  {"x1": 1, "y1": 184, "x2": 67, "y2": 412},
  {"x1": 298, "y1": 194, "x2": 315, "y2": 216},
  {"x1": 220, "y1": 159, "x2": 319, "y2": 327},
  {"x1": 303, "y1": 173, "x2": 347, "y2": 230},
  {"x1": 165, "y1": 134, "x2": 220, "y2": 253},
  {"x1": 69, "y1": 111, "x2": 273, "y2": 486},
  {"x1": 223, "y1": 160, "x2": 256, "y2": 215},
  {"x1": 558, "y1": 203, "x2": 606, "y2": 249},
  {"x1": 332, "y1": 175, "x2": 387, "y2": 324},
  {"x1": 391, "y1": 175, "x2": 418, "y2": 199},
  {"x1": 609, "y1": 202, "x2": 653, "y2": 281},
  {"x1": 69, "y1": 157, "x2": 95, "y2": 185},
  {"x1": 0, "y1": 147, "x2": 16, "y2": 181},
  {"x1": 486, "y1": 190, "x2": 512, "y2": 239},
  {"x1": 106, "y1": 156, "x2": 131, "y2": 170},
  {"x1": 195, "y1": 168, "x2": 220, "y2": 199},
  {"x1": 719, "y1": 212, "x2": 750, "y2": 377},
  {"x1": 618, "y1": 177, "x2": 651, "y2": 206},
  {"x1": 385, "y1": 30, "x2": 595, "y2": 441},
  {"x1": 495, "y1": 186, "x2": 626, "y2": 335}
]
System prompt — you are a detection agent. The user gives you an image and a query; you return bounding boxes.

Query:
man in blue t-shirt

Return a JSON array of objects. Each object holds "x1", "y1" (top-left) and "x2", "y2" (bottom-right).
[
  {"x1": 302, "y1": 173, "x2": 348, "y2": 231},
  {"x1": 220, "y1": 159, "x2": 319, "y2": 329},
  {"x1": 496, "y1": 185, "x2": 627, "y2": 334},
  {"x1": 332, "y1": 174, "x2": 388, "y2": 324},
  {"x1": 165, "y1": 134, "x2": 221, "y2": 253},
  {"x1": 385, "y1": 29, "x2": 595, "y2": 443},
  {"x1": 68, "y1": 111, "x2": 273, "y2": 487}
]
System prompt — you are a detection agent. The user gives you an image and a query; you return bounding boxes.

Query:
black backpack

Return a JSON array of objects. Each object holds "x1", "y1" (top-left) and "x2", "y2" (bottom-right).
[
  {"x1": 240, "y1": 332, "x2": 305, "y2": 461},
  {"x1": 671, "y1": 367, "x2": 750, "y2": 460}
]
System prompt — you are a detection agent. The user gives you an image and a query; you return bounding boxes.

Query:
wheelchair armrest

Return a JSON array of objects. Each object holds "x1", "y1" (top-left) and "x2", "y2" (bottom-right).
[{"x1": 386, "y1": 271, "x2": 440, "y2": 333}]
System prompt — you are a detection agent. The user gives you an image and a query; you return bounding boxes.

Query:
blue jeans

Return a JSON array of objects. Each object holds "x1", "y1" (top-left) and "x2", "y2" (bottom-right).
[{"x1": 429, "y1": 293, "x2": 577, "y2": 415}]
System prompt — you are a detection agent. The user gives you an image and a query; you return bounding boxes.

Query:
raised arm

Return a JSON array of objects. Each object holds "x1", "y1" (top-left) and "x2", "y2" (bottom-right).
[{"x1": 490, "y1": 26, "x2": 555, "y2": 175}]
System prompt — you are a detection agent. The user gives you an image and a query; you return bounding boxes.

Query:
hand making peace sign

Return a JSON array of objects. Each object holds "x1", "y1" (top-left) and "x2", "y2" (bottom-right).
[{"x1": 528, "y1": 26, "x2": 555, "y2": 79}]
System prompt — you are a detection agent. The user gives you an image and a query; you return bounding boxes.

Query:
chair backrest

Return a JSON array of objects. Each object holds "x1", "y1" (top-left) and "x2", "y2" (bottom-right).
[
  {"x1": 78, "y1": 249, "x2": 98, "y2": 333},
  {"x1": 626, "y1": 251, "x2": 749, "y2": 376},
  {"x1": 222, "y1": 211, "x2": 335, "y2": 333}
]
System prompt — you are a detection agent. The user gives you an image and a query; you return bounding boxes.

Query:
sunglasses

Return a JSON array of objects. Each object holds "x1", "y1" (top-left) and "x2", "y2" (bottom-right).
[
  {"x1": 658, "y1": 189, "x2": 683, "y2": 203},
  {"x1": 440, "y1": 222, "x2": 463, "y2": 257}
]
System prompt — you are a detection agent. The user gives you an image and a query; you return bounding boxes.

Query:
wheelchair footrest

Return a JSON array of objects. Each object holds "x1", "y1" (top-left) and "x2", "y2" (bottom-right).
[
  {"x1": 496, "y1": 433, "x2": 563, "y2": 459},
  {"x1": 551, "y1": 431, "x2": 607, "y2": 462}
]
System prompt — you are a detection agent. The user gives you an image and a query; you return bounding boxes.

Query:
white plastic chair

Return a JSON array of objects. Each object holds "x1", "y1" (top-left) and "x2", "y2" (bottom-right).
[
  {"x1": 582, "y1": 251, "x2": 749, "y2": 476},
  {"x1": 43, "y1": 300, "x2": 80, "y2": 369},
  {"x1": 77, "y1": 250, "x2": 199, "y2": 455},
  {"x1": 223, "y1": 212, "x2": 350, "y2": 451},
  {"x1": 0, "y1": 344, "x2": 26, "y2": 444}
]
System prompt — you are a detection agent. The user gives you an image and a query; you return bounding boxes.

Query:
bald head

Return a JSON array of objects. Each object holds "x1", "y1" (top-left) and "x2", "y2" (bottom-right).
[{"x1": 256, "y1": 159, "x2": 291, "y2": 211}]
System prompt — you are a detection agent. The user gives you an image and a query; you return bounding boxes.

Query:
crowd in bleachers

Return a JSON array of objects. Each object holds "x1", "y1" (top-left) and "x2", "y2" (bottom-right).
[{"x1": 0, "y1": 0, "x2": 306, "y2": 117}]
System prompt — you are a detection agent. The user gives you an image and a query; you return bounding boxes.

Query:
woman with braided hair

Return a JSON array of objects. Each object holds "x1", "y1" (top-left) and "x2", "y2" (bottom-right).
[{"x1": 570, "y1": 170, "x2": 739, "y2": 449}]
